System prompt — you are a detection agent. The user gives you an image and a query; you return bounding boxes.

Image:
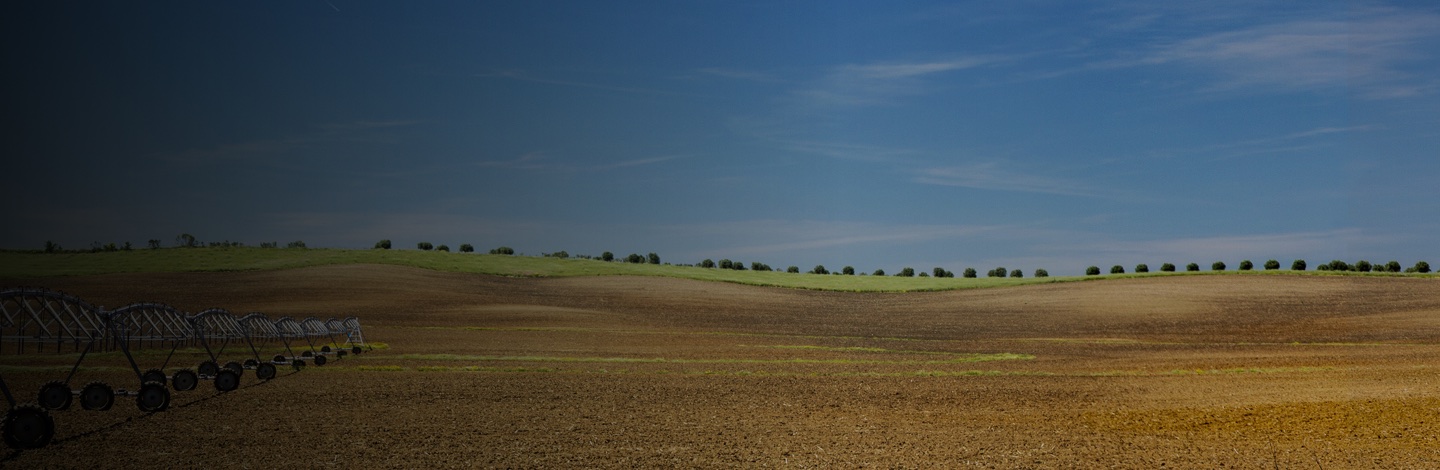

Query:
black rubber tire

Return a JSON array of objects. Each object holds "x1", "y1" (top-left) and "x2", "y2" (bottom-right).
[
  {"x1": 313, "y1": 354, "x2": 327, "y2": 366},
  {"x1": 213, "y1": 369, "x2": 240, "y2": 392},
  {"x1": 223, "y1": 361, "x2": 244, "y2": 376},
  {"x1": 352, "y1": 346, "x2": 363, "y2": 355},
  {"x1": 136, "y1": 381, "x2": 170, "y2": 413},
  {"x1": 198, "y1": 360, "x2": 220, "y2": 377},
  {"x1": 292, "y1": 359, "x2": 305, "y2": 371},
  {"x1": 36, "y1": 381, "x2": 71, "y2": 411},
  {"x1": 256, "y1": 362, "x2": 277, "y2": 380},
  {"x1": 171, "y1": 369, "x2": 198, "y2": 392},
  {"x1": 79, "y1": 382, "x2": 114, "y2": 411},
  {"x1": 321, "y1": 345, "x2": 332, "y2": 353},
  {"x1": 243, "y1": 359, "x2": 258, "y2": 368},
  {"x1": 2, "y1": 404, "x2": 54, "y2": 450},
  {"x1": 273, "y1": 354, "x2": 287, "y2": 363},
  {"x1": 142, "y1": 368, "x2": 167, "y2": 387}
]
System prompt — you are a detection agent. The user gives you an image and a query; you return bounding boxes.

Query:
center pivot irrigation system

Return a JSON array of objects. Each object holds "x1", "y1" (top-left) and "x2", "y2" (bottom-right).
[{"x1": 0, "y1": 288, "x2": 370, "y2": 450}]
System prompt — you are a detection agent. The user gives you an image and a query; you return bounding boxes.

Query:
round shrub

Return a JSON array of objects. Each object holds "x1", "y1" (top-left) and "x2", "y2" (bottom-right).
[
  {"x1": 1211, "y1": 261, "x2": 1226, "y2": 271},
  {"x1": 1086, "y1": 266, "x2": 1101, "y2": 276},
  {"x1": 872, "y1": 268, "x2": 885, "y2": 276},
  {"x1": 1264, "y1": 259, "x2": 1280, "y2": 270},
  {"x1": 1291, "y1": 259, "x2": 1306, "y2": 271},
  {"x1": 786, "y1": 265, "x2": 799, "y2": 273},
  {"x1": 1355, "y1": 260, "x2": 1372, "y2": 272},
  {"x1": 963, "y1": 268, "x2": 977, "y2": 278},
  {"x1": 1135, "y1": 264, "x2": 1149, "y2": 273},
  {"x1": 436, "y1": 244, "x2": 450, "y2": 252},
  {"x1": 843, "y1": 266, "x2": 855, "y2": 275},
  {"x1": 1010, "y1": 269, "x2": 1022, "y2": 278},
  {"x1": 1034, "y1": 269, "x2": 1048, "y2": 278},
  {"x1": 1160, "y1": 263, "x2": 1176, "y2": 272},
  {"x1": 417, "y1": 242, "x2": 434, "y2": 251},
  {"x1": 1110, "y1": 265, "x2": 1125, "y2": 274},
  {"x1": 459, "y1": 244, "x2": 474, "y2": 253},
  {"x1": 1239, "y1": 260, "x2": 1253, "y2": 271},
  {"x1": 1186, "y1": 263, "x2": 1200, "y2": 272},
  {"x1": 1414, "y1": 261, "x2": 1431, "y2": 273}
]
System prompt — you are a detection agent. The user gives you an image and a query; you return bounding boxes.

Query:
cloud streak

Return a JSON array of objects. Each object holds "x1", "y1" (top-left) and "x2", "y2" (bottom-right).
[
  {"x1": 1140, "y1": 9, "x2": 1440, "y2": 98},
  {"x1": 796, "y1": 56, "x2": 1014, "y2": 106},
  {"x1": 915, "y1": 162, "x2": 1105, "y2": 197}
]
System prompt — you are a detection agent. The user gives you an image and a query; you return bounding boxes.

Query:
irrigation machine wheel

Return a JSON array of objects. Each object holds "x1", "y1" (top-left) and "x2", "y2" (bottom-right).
[
  {"x1": 313, "y1": 355, "x2": 327, "y2": 366},
  {"x1": 171, "y1": 369, "x2": 198, "y2": 392},
  {"x1": 256, "y1": 363, "x2": 277, "y2": 381},
  {"x1": 136, "y1": 381, "x2": 170, "y2": 413},
  {"x1": 141, "y1": 368, "x2": 167, "y2": 387},
  {"x1": 273, "y1": 355, "x2": 287, "y2": 363},
  {"x1": 352, "y1": 346, "x2": 362, "y2": 355},
  {"x1": 223, "y1": 361, "x2": 244, "y2": 376},
  {"x1": 213, "y1": 370, "x2": 241, "y2": 392},
  {"x1": 321, "y1": 345, "x2": 331, "y2": 353},
  {"x1": 198, "y1": 360, "x2": 220, "y2": 377},
  {"x1": 291, "y1": 359, "x2": 305, "y2": 371},
  {"x1": 36, "y1": 381, "x2": 72, "y2": 411},
  {"x1": 79, "y1": 382, "x2": 114, "y2": 411},
  {"x1": 2, "y1": 404, "x2": 54, "y2": 450}
]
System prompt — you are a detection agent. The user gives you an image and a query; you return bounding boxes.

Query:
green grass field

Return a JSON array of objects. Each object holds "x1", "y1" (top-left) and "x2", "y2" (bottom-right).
[{"x1": 0, "y1": 247, "x2": 1427, "y2": 292}]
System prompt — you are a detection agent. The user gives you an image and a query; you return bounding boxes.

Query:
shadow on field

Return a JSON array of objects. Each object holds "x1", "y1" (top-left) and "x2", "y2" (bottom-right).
[{"x1": 0, "y1": 371, "x2": 298, "y2": 462}]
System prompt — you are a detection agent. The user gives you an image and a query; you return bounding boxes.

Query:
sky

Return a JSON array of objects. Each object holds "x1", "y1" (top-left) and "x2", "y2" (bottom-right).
[{"x1": 4, "y1": 1, "x2": 1440, "y2": 275}]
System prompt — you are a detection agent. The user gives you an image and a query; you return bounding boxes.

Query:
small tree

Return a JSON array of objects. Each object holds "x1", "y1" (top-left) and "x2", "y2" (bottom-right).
[
  {"x1": 1413, "y1": 261, "x2": 1431, "y2": 273},
  {"x1": 374, "y1": 239, "x2": 392, "y2": 250},
  {"x1": 872, "y1": 268, "x2": 885, "y2": 276},
  {"x1": 1264, "y1": 259, "x2": 1280, "y2": 270},
  {"x1": 1086, "y1": 266, "x2": 1101, "y2": 276},
  {"x1": 918, "y1": 272, "x2": 930, "y2": 277},
  {"x1": 1186, "y1": 263, "x2": 1200, "y2": 272},
  {"x1": 627, "y1": 253, "x2": 644, "y2": 264},
  {"x1": 436, "y1": 244, "x2": 450, "y2": 252},
  {"x1": 176, "y1": 233, "x2": 199, "y2": 248},
  {"x1": 549, "y1": 250, "x2": 570, "y2": 259},
  {"x1": 1291, "y1": 259, "x2": 1306, "y2": 271},
  {"x1": 489, "y1": 246, "x2": 515, "y2": 255},
  {"x1": 1385, "y1": 260, "x2": 1402, "y2": 273},
  {"x1": 1160, "y1": 263, "x2": 1176, "y2": 272},
  {"x1": 786, "y1": 265, "x2": 799, "y2": 273},
  {"x1": 44, "y1": 240, "x2": 61, "y2": 253},
  {"x1": 1010, "y1": 269, "x2": 1022, "y2": 278},
  {"x1": 1135, "y1": 264, "x2": 1149, "y2": 273},
  {"x1": 933, "y1": 267, "x2": 947, "y2": 278},
  {"x1": 648, "y1": 253, "x2": 661, "y2": 265},
  {"x1": 1034, "y1": 269, "x2": 1048, "y2": 277},
  {"x1": 1354, "y1": 260, "x2": 1372, "y2": 272},
  {"x1": 719, "y1": 259, "x2": 733, "y2": 269},
  {"x1": 1239, "y1": 260, "x2": 1253, "y2": 271},
  {"x1": 418, "y1": 242, "x2": 434, "y2": 251},
  {"x1": 843, "y1": 266, "x2": 856, "y2": 275},
  {"x1": 287, "y1": 240, "x2": 307, "y2": 249},
  {"x1": 1327, "y1": 260, "x2": 1350, "y2": 271},
  {"x1": 601, "y1": 251, "x2": 615, "y2": 262},
  {"x1": 1110, "y1": 265, "x2": 1125, "y2": 274},
  {"x1": 460, "y1": 244, "x2": 474, "y2": 253},
  {"x1": 898, "y1": 267, "x2": 915, "y2": 277},
  {"x1": 1211, "y1": 261, "x2": 1226, "y2": 271},
  {"x1": 811, "y1": 265, "x2": 829, "y2": 275},
  {"x1": 963, "y1": 268, "x2": 977, "y2": 278},
  {"x1": 751, "y1": 262, "x2": 771, "y2": 271},
  {"x1": 990, "y1": 267, "x2": 1007, "y2": 278},
  {"x1": 148, "y1": 239, "x2": 162, "y2": 249},
  {"x1": 700, "y1": 259, "x2": 716, "y2": 268}
]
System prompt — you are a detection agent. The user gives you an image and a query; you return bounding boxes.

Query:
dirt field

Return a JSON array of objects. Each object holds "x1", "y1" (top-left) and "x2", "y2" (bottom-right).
[{"x1": 5, "y1": 265, "x2": 1440, "y2": 468}]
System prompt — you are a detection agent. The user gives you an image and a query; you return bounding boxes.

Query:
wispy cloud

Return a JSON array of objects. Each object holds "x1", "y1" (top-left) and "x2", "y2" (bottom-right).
[
  {"x1": 692, "y1": 67, "x2": 783, "y2": 83},
  {"x1": 915, "y1": 162, "x2": 1105, "y2": 197},
  {"x1": 475, "y1": 152, "x2": 682, "y2": 171},
  {"x1": 796, "y1": 56, "x2": 1014, "y2": 106},
  {"x1": 159, "y1": 120, "x2": 417, "y2": 164},
  {"x1": 1139, "y1": 9, "x2": 1440, "y2": 98},
  {"x1": 1145, "y1": 125, "x2": 1376, "y2": 161},
  {"x1": 476, "y1": 69, "x2": 704, "y2": 98}
]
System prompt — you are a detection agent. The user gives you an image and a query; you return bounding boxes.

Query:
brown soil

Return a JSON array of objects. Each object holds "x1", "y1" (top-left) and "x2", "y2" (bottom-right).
[{"x1": 5, "y1": 265, "x2": 1440, "y2": 468}]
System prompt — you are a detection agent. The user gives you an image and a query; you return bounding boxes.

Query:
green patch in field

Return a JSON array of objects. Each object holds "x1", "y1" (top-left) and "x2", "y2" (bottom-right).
[
  {"x1": 395, "y1": 353, "x2": 1032, "y2": 365},
  {"x1": 354, "y1": 365, "x2": 405, "y2": 371}
]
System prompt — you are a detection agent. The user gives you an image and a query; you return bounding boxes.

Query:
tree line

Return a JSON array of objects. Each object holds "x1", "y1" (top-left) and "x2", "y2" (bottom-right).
[{"x1": 1084, "y1": 259, "x2": 1432, "y2": 275}]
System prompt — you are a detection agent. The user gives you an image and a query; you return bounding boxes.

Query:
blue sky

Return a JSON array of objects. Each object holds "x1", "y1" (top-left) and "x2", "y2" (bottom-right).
[{"x1": 5, "y1": 1, "x2": 1440, "y2": 275}]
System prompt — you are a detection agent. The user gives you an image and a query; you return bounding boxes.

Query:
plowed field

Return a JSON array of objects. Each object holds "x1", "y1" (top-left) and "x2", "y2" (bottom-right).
[{"x1": 5, "y1": 265, "x2": 1440, "y2": 468}]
